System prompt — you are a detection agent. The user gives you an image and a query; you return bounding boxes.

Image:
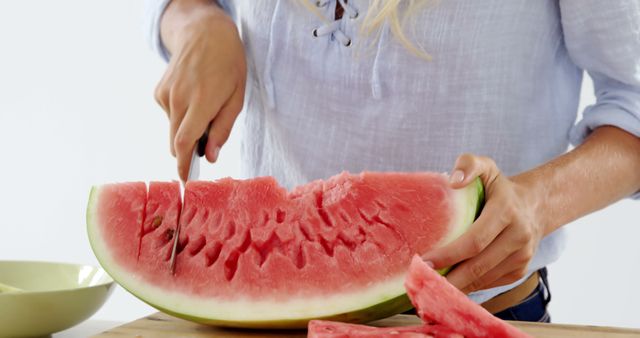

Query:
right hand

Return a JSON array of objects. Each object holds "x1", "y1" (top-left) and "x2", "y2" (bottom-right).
[{"x1": 155, "y1": 0, "x2": 247, "y2": 181}]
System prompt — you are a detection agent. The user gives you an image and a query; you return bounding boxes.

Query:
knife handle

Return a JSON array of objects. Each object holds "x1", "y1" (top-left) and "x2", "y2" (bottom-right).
[{"x1": 196, "y1": 123, "x2": 211, "y2": 157}]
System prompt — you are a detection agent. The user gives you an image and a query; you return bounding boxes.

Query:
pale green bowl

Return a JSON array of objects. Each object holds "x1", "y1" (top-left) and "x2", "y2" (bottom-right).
[{"x1": 0, "y1": 261, "x2": 114, "y2": 338}]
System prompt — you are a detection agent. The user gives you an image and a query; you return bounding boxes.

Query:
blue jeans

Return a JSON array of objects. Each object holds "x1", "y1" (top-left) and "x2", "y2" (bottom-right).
[{"x1": 493, "y1": 268, "x2": 551, "y2": 323}]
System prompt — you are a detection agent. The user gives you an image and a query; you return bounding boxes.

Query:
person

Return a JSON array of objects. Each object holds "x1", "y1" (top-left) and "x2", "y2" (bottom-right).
[{"x1": 144, "y1": 0, "x2": 640, "y2": 322}]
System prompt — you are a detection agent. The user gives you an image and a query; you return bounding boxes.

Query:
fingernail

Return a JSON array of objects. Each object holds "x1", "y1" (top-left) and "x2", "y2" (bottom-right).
[
  {"x1": 424, "y1": 260, "x2": 435, "y2": 268},
  {"x1": 450, "y1": 170, "x2": 464, "y2": 184},
  {"x1": 212, "y1": 146, "x2": 220, "y2": 163}
]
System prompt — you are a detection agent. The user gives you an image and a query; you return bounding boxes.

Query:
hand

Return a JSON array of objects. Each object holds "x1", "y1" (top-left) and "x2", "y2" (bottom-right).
[
  {"x1": 155, "y1": 0, "x2": 246, "y2": 181},
  {"x1": 421, "y1": 154, "x2": 545, "y2": 294}
]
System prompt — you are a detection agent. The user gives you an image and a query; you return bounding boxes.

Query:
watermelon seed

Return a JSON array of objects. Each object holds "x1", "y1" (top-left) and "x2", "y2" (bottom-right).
[
  {"x1": 151, "y1": 215, "x2": 163, "y2": 228},
  {"x1": 164, "y1": 228, "x2": 175, "y2": 242}
]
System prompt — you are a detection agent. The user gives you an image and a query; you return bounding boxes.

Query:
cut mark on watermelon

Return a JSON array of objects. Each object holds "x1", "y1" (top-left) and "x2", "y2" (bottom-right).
[
  {"x1": 318, "y1": 236, "x2": 335, "y2": 257},
  {"x1": 176, "y1": 235, "x2": 189, "y2": 255},
  {"x1": 224, "y1": 221, "x2": 236, "y2": 240},
  {"x1": 188, "y1": 235, "x2": 207, "y2": 257},
  {"x1": 356, "y1": 209, "x2": 404, "y2": 245},
  {"x1": 222, "y1": 230, "x2": 253, "y2": 281},
  {"x1": 254, "y1": 231, "x2": 282, "y2": 267},
  {"x1": 295, "y1": 244, "x2": 306, "y2": 269},
  {"x1": 204, "y1": 242, "x2": 223, "y2": 267},
  {"x1": 183, "y1": 206, "x2": 198, "y2": 227},
  {"x1": 315, "y1": 191, "x2": 334, "y2": 228},
  {"x1": 299, "y1": 223, "x2": 313, "y2": 241},
  {"x1": 224, "y1": 251, "x2": 241, "y2": 281},
  {"x1": 136, "y1": 184, "x2": 150, "y2": 262},
  {"x1": 336, "y1": 232, "x2": 358, "y2": 251},
  {"x1": 373, "y1": 199, "x2": 387, "y2": 210},
  {"x1": 276, "y1": 209, "x2": 286, "y2": 223},
  {"x1": 338, "y1": 211, "x2": 350, "y2": 223}
]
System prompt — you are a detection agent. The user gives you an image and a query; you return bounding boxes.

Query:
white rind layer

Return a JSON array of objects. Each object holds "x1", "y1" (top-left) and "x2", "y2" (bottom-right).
[
  {"x1": 87, "y1": 179, "x2": 481, "y2": 323},
  {"x1": 441, "y1": 178, "x2": 482, "y2": 247}
]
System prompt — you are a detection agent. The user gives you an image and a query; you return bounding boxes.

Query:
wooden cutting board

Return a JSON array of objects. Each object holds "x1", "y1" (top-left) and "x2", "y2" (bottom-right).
[{"x1": 93, "y1": 312, "x2": 640, "y2": 337}]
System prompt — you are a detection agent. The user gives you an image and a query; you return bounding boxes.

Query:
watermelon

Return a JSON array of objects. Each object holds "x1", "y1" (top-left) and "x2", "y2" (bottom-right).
[
  {"x1": 87, "y1": 172, "x2": 483, "y2": 328},
  {"x1": 308, "y1": 320, "x2": 463, "y2": 338},
  {"x1": 405, "y1": 255, "x2": 531, "y2": 338}
]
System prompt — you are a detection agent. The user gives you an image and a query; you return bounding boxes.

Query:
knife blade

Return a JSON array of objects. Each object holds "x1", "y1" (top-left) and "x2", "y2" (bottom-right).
[{"x1": 169, "y1": 132, "x2": 208, "y2": 274}]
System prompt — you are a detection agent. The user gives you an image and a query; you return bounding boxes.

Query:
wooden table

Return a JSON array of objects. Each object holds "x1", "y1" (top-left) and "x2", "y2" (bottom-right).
[{"x1": 93, "y1": 312, "x2": 640, "y2": 337}]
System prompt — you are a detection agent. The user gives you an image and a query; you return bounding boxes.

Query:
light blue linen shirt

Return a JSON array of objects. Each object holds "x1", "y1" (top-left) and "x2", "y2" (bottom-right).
[{"x1": 144, "y1": 0, "x2": 640, "y2": 303}]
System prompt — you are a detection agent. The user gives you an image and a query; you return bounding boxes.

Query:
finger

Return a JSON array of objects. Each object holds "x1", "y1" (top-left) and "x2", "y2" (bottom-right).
[
  {"x1": 456, "y1": 244, "x2": 527, "y2": 294},
  {"x1": 477, "y1": 245, "x2": 535, "y2": 291},
  {"x1": 449, "y1": 153, "x2": 500, "y2": 189},
  {"x1": 482, "y1": 267, "x2": 531, "y2": 290},
  {"x1": 444, "y1": 229, "x2": 515, "y2": 292},
  {"x1": 422, "y1": 200, "x2": 508, "y2": 269},
  {"x1": 174, "y1": 99, "x2": 221, "y2": 181},
  {"x1": 154, "y1": 71, "x2": 172, "y2": 117},
  {"x1": 167, "y1": 80, "x2": 194, "y2": 158},
  {"x1": 205, "y1": 85, "x2": 244, "y2": 163},
  {"x1": 168, "y1": 95, "x2": 187, "y2": 158}
]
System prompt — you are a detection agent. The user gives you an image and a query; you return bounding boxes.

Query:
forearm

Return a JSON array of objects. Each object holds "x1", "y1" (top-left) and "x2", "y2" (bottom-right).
[
  {"x1": 514, "y1": 126, "x2": 640, "y2": 235},
  {"x1": 160, "y1": 0, "x2": 228, "y2": 54}
]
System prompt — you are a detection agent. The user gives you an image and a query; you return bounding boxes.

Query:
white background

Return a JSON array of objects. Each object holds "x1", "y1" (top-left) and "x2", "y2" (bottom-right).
[{"x1": 0, "y1": 0, "x2": 638, "y2": 330}]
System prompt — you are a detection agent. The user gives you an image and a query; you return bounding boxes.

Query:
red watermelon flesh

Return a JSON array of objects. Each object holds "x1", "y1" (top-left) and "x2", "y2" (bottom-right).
[
  {"x1": 87, "y1": 172, "x2": 483, "y2": 328},
  {"x1": 308, "y1": 320, "x2": 463, "y2": 338},
  {"x1": 405, "y1": 255, "x2": 532, "y2": 338}
]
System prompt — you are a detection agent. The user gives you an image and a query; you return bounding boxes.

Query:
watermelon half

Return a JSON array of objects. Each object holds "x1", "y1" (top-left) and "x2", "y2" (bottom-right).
[{"x1": 87, "y1": 172, "x2": 483, "y2": 328}]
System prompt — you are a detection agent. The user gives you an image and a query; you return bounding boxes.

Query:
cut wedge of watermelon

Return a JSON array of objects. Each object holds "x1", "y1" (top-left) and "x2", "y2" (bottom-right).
[
  {"x1": 308, "y1": 320, "x2": 463, "y2": 338},
  {"x1": 405, "y1": 255, "x2": 532, "y2": 338},
  {"x1": 87, "y1": 172, "x2": 483, "y2": 328}
]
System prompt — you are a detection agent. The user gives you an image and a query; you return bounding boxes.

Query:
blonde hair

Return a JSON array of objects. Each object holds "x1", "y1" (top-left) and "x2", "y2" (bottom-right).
[{"x1": 299, "y1": 0, "x2": 432, "y2": 60}]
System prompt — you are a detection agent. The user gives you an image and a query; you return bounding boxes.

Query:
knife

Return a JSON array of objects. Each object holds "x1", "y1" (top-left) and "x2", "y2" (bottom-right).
[{"x1": 169, "y1": 132, "x2": 208, "y2": 274}]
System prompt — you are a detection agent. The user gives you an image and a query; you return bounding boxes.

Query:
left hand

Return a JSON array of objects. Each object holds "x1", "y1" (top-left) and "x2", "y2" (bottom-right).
[{"x1": 421, "y1": 153, "x2": 545, "y2": 294}]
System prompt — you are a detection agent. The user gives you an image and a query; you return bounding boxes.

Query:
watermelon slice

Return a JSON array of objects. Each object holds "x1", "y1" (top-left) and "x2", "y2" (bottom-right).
[
  {"x1": 405, "y1": 255, "x2": 532, "y2": 338},
  {"x1": 308, "y1": 320, "x2": 463, "y2": 338},
  {"x1": 87, "y1": 172, "x2": 483, "y2": 328}
]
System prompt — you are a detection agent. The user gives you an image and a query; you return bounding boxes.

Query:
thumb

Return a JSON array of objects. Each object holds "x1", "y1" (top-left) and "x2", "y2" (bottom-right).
[{"x1": 449, "y1": 153, "x2": 500, "y2": 189}]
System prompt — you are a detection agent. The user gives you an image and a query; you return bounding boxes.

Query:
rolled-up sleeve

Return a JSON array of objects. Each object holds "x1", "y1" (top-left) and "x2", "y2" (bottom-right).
[
  {"x1": 560, "y1": 0, "x2": 640, "y2": 198},
  {"x1": 143, "y1": 0, "x2": 172, "y2": 62},
  {"x1": 143, "y1": 0, "x2": 234, "y2": 62},
  {"x1": 560, "y1": 0, "x2": 640, "y2": 142}
]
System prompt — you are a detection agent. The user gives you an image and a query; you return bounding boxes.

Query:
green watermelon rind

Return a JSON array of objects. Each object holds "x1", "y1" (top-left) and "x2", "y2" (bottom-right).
[{"x1": 86, "y1": 178, "x2": 484, "y2": 329}]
